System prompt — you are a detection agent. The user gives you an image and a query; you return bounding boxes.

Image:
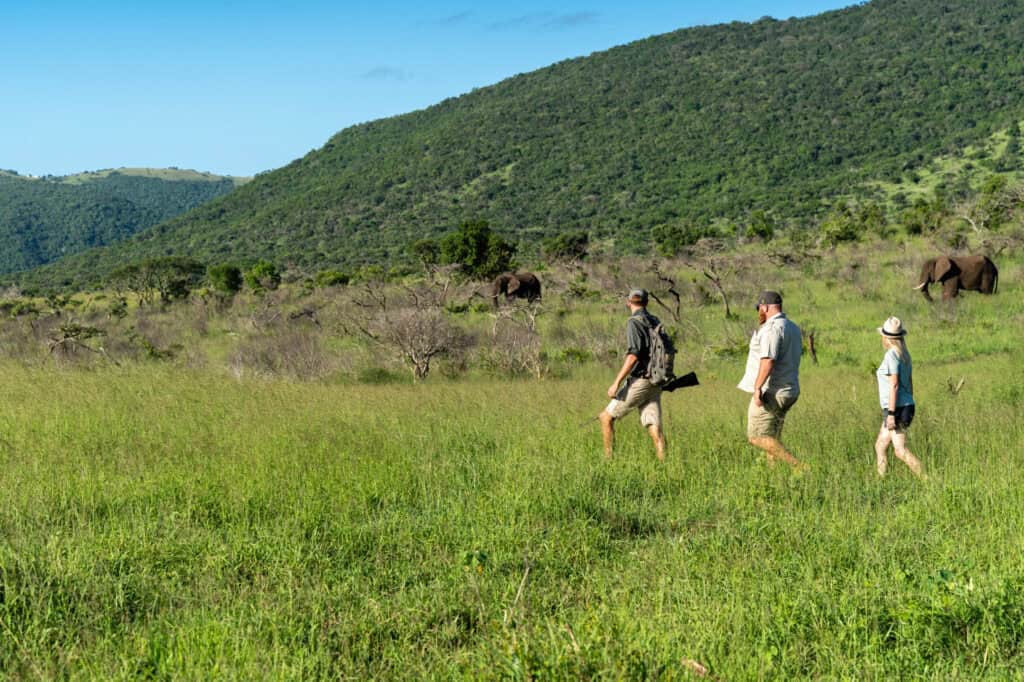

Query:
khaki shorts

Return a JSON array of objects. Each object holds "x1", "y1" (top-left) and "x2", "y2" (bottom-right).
[
  {"x1": 747, "y1": 389, "x2": 798, "y2": 439},
  {"x1": 605, "y1": 378, "x2": 662, "y2": 428}
]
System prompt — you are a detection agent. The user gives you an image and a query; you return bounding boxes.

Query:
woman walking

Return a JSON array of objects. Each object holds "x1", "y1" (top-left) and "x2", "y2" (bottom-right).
[{"x1": 874, "y1": 317, "x2": 924, "y2": 478}]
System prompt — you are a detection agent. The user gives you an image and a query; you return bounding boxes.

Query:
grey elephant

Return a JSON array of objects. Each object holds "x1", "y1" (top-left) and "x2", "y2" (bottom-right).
[
  {"x1": 490, "y1": 272, "x2": 542, "y2": 307},
  {"x1": 914, "y1": 255, "x2": 998, "y2": 301}
]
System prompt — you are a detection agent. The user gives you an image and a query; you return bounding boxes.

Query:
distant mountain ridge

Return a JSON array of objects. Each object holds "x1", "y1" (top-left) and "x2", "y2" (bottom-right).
[
  {"x1": 13, "y1": 0, "x2": 1024, "y2": 289},
  {"x1": 0, "y1": 168, "x2": 245, "y2": 274},
  {"x1": 2, "y1": 167, "x2": 249, "y2": 185}
]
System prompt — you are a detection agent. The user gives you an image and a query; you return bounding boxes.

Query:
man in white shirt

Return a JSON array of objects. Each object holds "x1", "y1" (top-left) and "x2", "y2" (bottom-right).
[{"x1": 737, "y1": 291, "x2": 806, "y2": 470}]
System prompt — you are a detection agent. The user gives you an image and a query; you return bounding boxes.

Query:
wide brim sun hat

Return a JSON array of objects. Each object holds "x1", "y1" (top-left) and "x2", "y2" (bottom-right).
[{"x1": 877, "y1": 316, "x2": 907, "y2": 337}]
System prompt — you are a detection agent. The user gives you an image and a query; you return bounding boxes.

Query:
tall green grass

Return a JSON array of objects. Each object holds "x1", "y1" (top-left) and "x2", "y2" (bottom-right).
[{"x1": 1, "y1": 242, "x2": 1023, "y2": 677}]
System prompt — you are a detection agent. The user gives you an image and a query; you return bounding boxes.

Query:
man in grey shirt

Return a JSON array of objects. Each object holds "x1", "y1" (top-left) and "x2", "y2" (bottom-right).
[
  {"x1": 600, "y1": 289, "x2": 667, "y2": 461},
  {"x1": 737, "y1": 291, "x2": 806, "y2": 470}
]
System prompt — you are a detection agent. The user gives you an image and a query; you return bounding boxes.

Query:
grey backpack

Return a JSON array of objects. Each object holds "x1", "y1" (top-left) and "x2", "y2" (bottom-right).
[{"x1": 641, "y1": 317, "x2": 676, "y2": 387}]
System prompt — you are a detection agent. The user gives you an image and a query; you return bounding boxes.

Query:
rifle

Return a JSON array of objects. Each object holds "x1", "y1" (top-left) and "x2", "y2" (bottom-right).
[
  {"x1": 577, "y1": 372, "x2": 700, "y2": 428},
  {"x1": 661, "y1": 371, "x2": 700, "y2": 392}
]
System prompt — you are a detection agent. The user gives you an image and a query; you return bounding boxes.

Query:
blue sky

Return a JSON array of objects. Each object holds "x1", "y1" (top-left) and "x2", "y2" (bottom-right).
[{"x1": 3, "y1": 0, "x2": 853, "y2": 177}]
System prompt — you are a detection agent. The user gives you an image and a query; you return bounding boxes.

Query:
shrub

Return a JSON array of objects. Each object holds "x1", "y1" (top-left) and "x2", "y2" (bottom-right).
[
  {"x1": 745, "y1": 210, "x2": 775, "y2": 241},
  {"x1": 651, "y1": 221, "x2": 709, "y2": 256},
  {"x1": 357, "y1": 367, "x2": 404, "y2": 384},
  {"x1": 478, "y1": 327, "x2": 546, "y2": 378},
  {"x1": 208, "y1": 264, "x2": 243, "y2": 295},
  {"x1": 244, "y1": 260, "x2": 281, "y2": 293},
  {"x1": 315, "y1": 270, "x2": 351, "y2": 288},
  {"x1": 541, "y1": 231, "x2": 590, "y2": 262},
  {"x1": 227, "y1": 330, "x2": 333, "y2": 380},
  {"x1": 819, "y1": 202, "x2": 864, "y2": 246}
]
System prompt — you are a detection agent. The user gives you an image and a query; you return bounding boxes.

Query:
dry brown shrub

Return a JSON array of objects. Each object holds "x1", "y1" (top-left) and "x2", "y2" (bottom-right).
[
  {"x1": 478, "y1": 322, "x2": 545, "y2": 378},
  {"x1": 227, "y1": 329, "x2": 335, "y2": 381}
]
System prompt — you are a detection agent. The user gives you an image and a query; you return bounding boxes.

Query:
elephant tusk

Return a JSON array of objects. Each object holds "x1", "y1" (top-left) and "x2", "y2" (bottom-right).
[{"x1": 912, "y1": 282, "x2": 927, "y2": 290}]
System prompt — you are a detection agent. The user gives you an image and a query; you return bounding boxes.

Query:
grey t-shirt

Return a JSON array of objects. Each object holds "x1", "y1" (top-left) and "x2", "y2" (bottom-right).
[
  {"x1": 625, "y1": 309, "x2": 660, "y2": 379},
  {"x1": 758, "y1": 312, "x2": 802, "y2": 394}
]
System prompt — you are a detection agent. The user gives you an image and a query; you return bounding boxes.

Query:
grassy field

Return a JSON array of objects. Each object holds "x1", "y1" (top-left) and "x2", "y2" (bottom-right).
[{"x1": 2, "y1": 241, "x2": 1023, "y2": 678}]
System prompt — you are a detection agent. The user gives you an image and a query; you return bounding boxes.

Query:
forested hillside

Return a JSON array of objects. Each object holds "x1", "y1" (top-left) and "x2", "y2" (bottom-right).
[
  {"x1": 0, "y1": 170, "x2": 241, "y2": 274},
  {"x1": 13, "y1": 0, "x2": 1024, "y2": 289}
]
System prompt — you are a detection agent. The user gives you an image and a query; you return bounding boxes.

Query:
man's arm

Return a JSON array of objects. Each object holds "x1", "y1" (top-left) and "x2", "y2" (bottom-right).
[
  {"x1": 608, "y1": 354, "x2": 639, "y2": 398},
  {"x1": 753, "y1": 357, "x2": 774, "y2": 407}
]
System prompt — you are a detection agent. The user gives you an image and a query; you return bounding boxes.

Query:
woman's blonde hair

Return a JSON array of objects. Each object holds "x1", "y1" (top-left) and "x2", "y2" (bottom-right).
[{"x1": 883, "y1": 335, "x2": 909, "y2": 361}]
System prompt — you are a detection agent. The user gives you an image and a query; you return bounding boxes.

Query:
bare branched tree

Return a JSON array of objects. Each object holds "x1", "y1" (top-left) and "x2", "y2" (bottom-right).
[
  {"x1": 701, "y1": 259, "x2": 734, "y2": 319},
  {"x1": 385, "y1": 308, "x2": 470, "y2": 380},
  {"x1": 341, "y1": 273, "x2": 472, "y2": 381},
  {"x1": 402, "y1": 264, "x2": 462, "y2": 310},
  {"x1": 649, "y1": 263, "x2": 682, "y2": 323}
]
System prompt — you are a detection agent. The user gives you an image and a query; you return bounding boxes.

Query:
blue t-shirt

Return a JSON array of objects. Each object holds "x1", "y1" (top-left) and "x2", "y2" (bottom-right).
[{"x1": 877, "y1": 348, "x2": 913, "y2": 409}]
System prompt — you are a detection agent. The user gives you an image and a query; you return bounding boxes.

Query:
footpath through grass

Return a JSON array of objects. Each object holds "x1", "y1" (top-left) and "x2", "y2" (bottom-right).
[{"x1": 2, "y1": 340, "x2": 1023, "y2": 677}]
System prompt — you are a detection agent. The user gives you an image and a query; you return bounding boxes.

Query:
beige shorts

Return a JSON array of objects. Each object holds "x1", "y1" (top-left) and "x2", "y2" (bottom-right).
[
  {"x1": 747, "y1": 389, "x2": 798, "y2": 439},
  {"x1": 605, "y1": 378, "x2": 662, "y2": 428}
]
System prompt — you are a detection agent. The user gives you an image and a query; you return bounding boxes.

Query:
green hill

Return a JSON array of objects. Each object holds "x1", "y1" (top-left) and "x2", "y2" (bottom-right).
[
  {"x1": 14, "y1": 0, "x2": 1024, "y2": 290},
  {"x1": 0, "y1": 169, "x2": 245, "y2": 274}
]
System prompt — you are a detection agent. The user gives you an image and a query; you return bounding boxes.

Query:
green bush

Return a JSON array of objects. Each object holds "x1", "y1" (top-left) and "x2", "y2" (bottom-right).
[
  {"x1": 244, "y1": 260, "x2": 281, "y2": 293},
  {"x1": 745, "y1": 210, "x2": 775, "y2": 241},
  {"x1": 409, "y1": 238, "x2": 440, "y2": 266},
  {"x1": 651, "y1": 221, "x2": 709, "y2": 256},
  {"x1": 208, "y1": 264, "x2": 243, "y2": 295},
  {"x1": 541, "y1": 231, "x2": 589, "y2": 262},
  {"x1": 314, "y1": 270, "x2": 351, "y2": 288},
  {"x1": 439, "y1": 220, "x2": 516, "y2": 280},
  {"x1": 357, "y1": 367, "x2": 404, "y2": 384},
  {"x1": 819, "y1": 203, "x2": 864, "y2": 246}
]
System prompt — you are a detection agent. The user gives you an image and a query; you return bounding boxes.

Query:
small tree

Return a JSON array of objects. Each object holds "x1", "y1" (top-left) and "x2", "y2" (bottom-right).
[
  {"x1": 745, "y1": 210, "x2": 775, "y2": 241},
  {"x1": 409, "y1": 238, "x2": 441, "y2": 268},
  {"x1": 439, "y1": 220, "x2": 515, "y2": 280},
  {"x1": 900, "y1": 197, "x2": 943, "y2": 235},
  {"x1": 208, "y1": 264, "x2": 243, "y2": 296},
  {"x1": 109, "y1": 257, "x2": 204, "y2": 305},
  {"x1": 541, "y1": 231, "x2": 590, "y2": 263},
  {"x1": 381, "y1": 308, "x2": 468, "y2": 381},
  {"x1": 245, "y1": 260, "x2": 281, "y2": 293},
  {"x1": 819, "y1": 202, "x2": 863, "y2": 247},
  {"x1": 340, "y1": 275, "x2": 473, "y2": 381}
]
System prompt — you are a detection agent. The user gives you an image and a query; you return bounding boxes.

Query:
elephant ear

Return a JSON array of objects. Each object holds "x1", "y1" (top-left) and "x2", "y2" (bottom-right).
[
  {"x1": 507, "y1": 276, "x2": 521, "y2": 294},
  {"x1": 934, "y1": 256, "x2": 955, "y2": 281}
]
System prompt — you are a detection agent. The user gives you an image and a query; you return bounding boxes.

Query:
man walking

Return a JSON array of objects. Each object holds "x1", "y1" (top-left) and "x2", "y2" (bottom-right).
[
  {"x1": 600, "y1": 289, "x2": 667, "y2": 461},
  {"x1": 737, "y1": 291, "x2": 806, "y2": 470}
]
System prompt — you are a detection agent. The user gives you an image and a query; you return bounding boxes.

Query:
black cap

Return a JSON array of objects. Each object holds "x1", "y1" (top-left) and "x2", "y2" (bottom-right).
[{"x1": 755, "y1": 290, "x2": 783, "y2": 308}]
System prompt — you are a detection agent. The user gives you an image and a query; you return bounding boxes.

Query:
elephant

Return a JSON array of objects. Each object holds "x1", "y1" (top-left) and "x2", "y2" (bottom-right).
[
  {"x1": 914, "y1": 255, "x2": 998, "y2": 301},
  {"x1": 490, "y1": 272, "x2": 542, "y2": 307}
]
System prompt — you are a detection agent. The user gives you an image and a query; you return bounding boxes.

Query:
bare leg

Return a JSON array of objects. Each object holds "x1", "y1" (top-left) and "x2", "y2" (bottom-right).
[
  {"x1": 646, "y1": 425, "x2": 666, "y2": 462},
  {"x1": 874, "y1": 425, "x2": 892, "y2": 477},
  {"x1": 748, "y1": 436, "x2": 806, "y2": 470},
  {"x1": 599, "y1": 411, "x2": 615, "y2": 459},
  {"x1": 891, "y1": 432, "x2": 924, "y2": 478}
]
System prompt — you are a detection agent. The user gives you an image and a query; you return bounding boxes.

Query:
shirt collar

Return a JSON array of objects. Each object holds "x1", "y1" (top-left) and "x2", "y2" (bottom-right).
[{"x1": 767, "y1": 312, "x2": 785, "y2": 322}]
